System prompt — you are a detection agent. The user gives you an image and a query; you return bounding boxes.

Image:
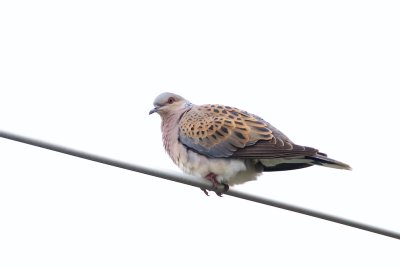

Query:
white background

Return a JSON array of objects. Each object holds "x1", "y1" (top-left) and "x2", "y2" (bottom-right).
[{"x1": 1, "y1": 1, "x2": 400, "y2": 266}]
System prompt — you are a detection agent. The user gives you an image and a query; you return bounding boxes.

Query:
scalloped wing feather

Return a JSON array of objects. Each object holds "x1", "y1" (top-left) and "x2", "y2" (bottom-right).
[{"x1": 178, "y1": 104, "x2": 318, "y2": 159}]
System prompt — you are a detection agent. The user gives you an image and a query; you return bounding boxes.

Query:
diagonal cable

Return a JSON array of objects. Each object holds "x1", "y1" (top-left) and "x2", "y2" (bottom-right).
[{"x1": 1, "y1": 129, "x2": 399, "y2": 240}]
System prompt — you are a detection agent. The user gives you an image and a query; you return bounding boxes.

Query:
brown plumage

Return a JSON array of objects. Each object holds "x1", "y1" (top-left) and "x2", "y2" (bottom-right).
[
  {"x1": 179, "y1": 104, "x2": 319, "y2": 160},
  {"x1": 150, "y1": 92, "x2": 351, "y2": 194}
]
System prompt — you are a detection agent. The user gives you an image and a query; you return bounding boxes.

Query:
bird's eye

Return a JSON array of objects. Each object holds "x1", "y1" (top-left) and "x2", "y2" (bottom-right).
[{"x1": 168, "y1": 97, "x2": 175, "y2": 104}]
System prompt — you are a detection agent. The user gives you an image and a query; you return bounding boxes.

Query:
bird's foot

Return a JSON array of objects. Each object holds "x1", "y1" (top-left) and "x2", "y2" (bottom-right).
[
  {"x1": 202, "y1": 173, "x2": 229, "y2": 197},
  {"x1": 204, "y1": 173, "x2": 220, "y2": 187},
  {"x1": 214, "y1": 183, "x2": 229, "y2": 196},
  {"x1": 201, "y1": 188, "x2": 210, "y2": 196}
]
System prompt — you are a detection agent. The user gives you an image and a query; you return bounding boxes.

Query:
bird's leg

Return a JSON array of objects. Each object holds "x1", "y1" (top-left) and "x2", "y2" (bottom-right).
[
  {"x1": 204, "y1": 173, "x2": 220, "y2": 187},
  {"x1": 201, "y1": 173, "x2": 230, "y2": 197}
]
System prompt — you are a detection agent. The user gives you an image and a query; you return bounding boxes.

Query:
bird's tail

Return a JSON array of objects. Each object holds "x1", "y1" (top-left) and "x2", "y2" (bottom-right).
[{"x1": 306, "y1": 153, "x2": 352, "y2": 170}]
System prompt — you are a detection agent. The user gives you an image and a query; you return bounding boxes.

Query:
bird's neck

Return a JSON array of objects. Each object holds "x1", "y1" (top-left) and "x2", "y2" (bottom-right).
[{"x1": 161, "y1": 110, "x2": 186, "y2": 162}]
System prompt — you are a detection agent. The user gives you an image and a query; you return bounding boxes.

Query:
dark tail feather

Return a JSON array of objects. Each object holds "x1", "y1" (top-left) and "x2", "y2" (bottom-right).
[
  {"x1": 306, "y1": 153, "x2": 352, "y2": 170},
  {"x1": 262, "y1": 163, "x2": 313, "y2": 172},
  {"x1": 260, "y1": 153, "x2": 351, "y2": 172}
]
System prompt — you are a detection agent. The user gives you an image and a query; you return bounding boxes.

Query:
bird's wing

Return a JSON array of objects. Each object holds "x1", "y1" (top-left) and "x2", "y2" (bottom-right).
[{"x1": 178, "y1": 104, "x2": 317, "y2": 159}]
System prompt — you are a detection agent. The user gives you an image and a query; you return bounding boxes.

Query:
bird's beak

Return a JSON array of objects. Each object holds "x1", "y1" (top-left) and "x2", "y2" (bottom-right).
[{"x1": 149, "y1": 107, "x2": 159, "y2": 115}]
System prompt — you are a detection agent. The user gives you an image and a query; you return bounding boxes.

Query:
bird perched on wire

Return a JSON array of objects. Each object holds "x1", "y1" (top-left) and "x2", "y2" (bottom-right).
[{"x1": 150, "y1": 92, "x2": 351, "y2": 196}]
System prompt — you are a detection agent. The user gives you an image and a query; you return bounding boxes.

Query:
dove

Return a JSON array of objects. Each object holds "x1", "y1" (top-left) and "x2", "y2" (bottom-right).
[{"x1": 149, "y1": 92, "x2": 351, "y2": 196}]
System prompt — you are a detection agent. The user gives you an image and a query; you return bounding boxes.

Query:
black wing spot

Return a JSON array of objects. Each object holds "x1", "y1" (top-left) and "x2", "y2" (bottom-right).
[
  {"x1": 235, "y1": 131, "x2": 246, "y2": 140},
  {"x1": 220, "y1": 126, "x2": 229, "y2": 134},
  {"x1": 254, "y1": 127, "x2": 270, "y2": 132}
]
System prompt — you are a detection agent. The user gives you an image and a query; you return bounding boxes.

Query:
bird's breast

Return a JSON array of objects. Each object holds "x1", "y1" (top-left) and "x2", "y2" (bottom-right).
[{"x1": 161, "y1": 115, "x2": 259, "y2": 185}]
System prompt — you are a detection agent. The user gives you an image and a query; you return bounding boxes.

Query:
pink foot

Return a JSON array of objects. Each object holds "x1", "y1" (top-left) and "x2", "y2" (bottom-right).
[
  {"x1": 204, "y1": 173, "x2": 220, "y2": 187},
  {"x1": 201, "y1": 173, "x2": 230, "y2": 197}
]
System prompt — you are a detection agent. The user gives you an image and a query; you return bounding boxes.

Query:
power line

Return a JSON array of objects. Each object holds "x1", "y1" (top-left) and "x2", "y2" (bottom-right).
[{"x1": 1, "y1": 129, "x2": 399, "y2": 240}]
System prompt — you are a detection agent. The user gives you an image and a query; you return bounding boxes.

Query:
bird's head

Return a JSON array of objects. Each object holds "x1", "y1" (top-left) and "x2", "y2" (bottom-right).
[{"x1": 149, "y1": 92, "x2": 192, "y2": 118}]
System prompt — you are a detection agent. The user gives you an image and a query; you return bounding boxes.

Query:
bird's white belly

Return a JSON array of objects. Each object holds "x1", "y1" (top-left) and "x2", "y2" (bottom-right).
[{"x1": 173, "y1": 143, "x2": 260, "y2": 185}]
